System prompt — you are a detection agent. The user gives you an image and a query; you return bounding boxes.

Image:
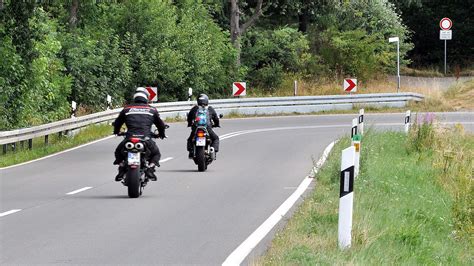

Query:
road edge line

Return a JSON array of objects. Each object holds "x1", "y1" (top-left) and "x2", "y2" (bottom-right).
[{"x1": 222, "y1": 140, "x2": 336, "y2": 266}]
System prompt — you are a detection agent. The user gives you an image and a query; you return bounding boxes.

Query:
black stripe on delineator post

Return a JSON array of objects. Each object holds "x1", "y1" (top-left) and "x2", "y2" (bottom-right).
[
  {"x1": 358, "y1": 115, "x2": 363, "y2": 123},
  {"x1": 351, "y1": 126, "x2": 357, "y2": 138},
  {"x1": 405, "y1": 116, "x2": 410, "y2": 124},
  {"x1": 340, "y1": 166, "x2": 354, "y2": 198}
]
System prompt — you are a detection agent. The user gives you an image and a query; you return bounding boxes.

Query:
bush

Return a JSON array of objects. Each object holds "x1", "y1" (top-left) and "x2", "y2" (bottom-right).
[{"x1": 242, "y1": 27, "x2": 314, "y2": 90}]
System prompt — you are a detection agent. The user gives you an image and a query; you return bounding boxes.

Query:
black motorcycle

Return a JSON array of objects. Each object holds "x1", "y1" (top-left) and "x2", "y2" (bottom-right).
[{"x1": 117, "y1": 130, "x2": 166, "y2": 198}]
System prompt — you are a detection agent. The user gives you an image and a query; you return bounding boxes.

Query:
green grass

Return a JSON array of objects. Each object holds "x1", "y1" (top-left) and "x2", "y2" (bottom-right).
[
  {"x1": 0, "y1": 124, "x2": 112, "y2": 167},
  {"x1": 259, "y1": 126, "x2": 473, "y2": 265}
]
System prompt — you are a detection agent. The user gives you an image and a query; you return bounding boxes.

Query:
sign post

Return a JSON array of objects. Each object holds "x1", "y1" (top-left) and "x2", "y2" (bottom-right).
[
  {"x1": 439, "y1": 18, "x2": 453, "y2": 75},
  {"x1": 389, "y1": 37, "x2": 400, "y2": 92},
  {"x1": 338, "y1": 146, "x2": 355, "y2": 249},
  {"x1": 294, "y1": 80, "x2": 298, "y2": 96}
]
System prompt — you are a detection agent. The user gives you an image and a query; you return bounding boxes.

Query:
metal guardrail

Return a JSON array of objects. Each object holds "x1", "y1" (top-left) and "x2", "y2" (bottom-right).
[{"x1": 0, "y1": 93, "x2": 423, "y2": 150}]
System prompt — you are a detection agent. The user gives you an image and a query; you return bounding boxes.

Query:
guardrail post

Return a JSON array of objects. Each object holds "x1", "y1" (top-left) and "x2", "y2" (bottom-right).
[
  {"x1": 351, "y1": 118, "x2": 358, "y2": 138},
  {"x1": 358, "y1": 109, "x2": 364, "y2": 135},
  {"x1": 405, "y1": 110, "x2": 411, "y2": 134},
  {"x1": 45, "y1": 135, "x2": 49, "y2": 145},
  {"x1": 58, "y1": 131, "x2": 63, "y2": 139},
  {"x1": 338, "y1": 146, "x2": 355, "y2": 249},
  {"x1": 3, "y1": 144, "x2": 7, "y2": 154},
  {"x1": 11, "y1": 143, "x2": 16, "y2": 152},
  {"x1": 28, "y1": 139, "x2": 33, "y2": 150}
]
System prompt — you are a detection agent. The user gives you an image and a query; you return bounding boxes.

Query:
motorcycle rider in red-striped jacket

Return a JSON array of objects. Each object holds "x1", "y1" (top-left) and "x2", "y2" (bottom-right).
[{"x1": 113, "y1": 89, "x2": 166, "y2": 181}]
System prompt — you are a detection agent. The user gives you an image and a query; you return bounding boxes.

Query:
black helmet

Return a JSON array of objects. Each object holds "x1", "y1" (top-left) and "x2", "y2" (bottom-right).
[{"x1": 197, "y1": 94, "x2": 209, "y2": 106}]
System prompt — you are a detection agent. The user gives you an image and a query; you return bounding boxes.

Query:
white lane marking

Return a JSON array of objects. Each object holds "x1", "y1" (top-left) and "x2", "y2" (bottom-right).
[
  {"x1": 0, "y1": 209, "x2": 22, "y2": 217},
  {"x1": 222, "y1": 141, "x2": 336, "y2": 266},
  {"x1": 66, "y1": 187, "x2": 93, "y2": 195},
  {"x1": 159, "y1": 157, "x2": 174, "y2": 163},
  {"x1": 0, "y1": 135, "x2": 115, "y2": 171}
]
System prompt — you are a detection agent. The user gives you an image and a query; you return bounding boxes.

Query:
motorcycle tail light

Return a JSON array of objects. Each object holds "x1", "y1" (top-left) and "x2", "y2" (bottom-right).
[
  {"x1": 130, "y1": 137, "x2": 140, "y2": 143},
  {"x1": 135, "y1": 142, "x2": 144, "y2": 150},
  {"x1": 125, "y1": 142, "x2": 134, "y2": 149},
  {"x1": 197, "y1": 130, "x2": 205, "y2": 137}
]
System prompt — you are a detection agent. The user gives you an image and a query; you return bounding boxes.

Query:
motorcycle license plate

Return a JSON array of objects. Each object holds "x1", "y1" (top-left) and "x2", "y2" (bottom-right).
[
  {"x1": 127, "y1": 152, "x2": 140, "y2": 165},
  {"x1": 196, "y1": 137, "x2": 206, "y2": 146}
]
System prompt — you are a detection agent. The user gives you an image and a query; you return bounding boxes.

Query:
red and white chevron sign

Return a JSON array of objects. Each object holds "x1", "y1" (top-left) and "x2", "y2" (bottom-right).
[
  {"x1": 145, "y1": 86, "x2": 158, "y2": 102},
  {"x1": 343, "y1": 79, "x2": 357, "y2": 92},
  {"x1": 232, "y1": 82, "x2": 246, "y2": 97}
]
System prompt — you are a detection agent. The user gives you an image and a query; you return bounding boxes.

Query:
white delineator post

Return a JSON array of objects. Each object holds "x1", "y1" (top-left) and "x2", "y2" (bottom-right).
[
  {"x1": 71, "y1": 101, "x2": 77, "y2": 118},
  {"x1": 405, "y1": 110, "x2": 411, "y2": 134},
  {"x1": 294, "y1": 80, "x2": 298, "y2": 96},
  {"x1": 338, "y1": 146, "x2": 355, "y2": 249},
  {"x1": 106, "y1": 95, "x2": 112, "y2": 110},
  {"x1": 351, "y1": 118, "x2": 358, "y2": 139},
  {"x1": 358, "y1": 108, "x2": 364, "y2": 135},
  {"x1": 352, "y1": 137, "x2": 361, "y2": 178},
  {"x1": 188, "y1": 87, "x2": 193, "y2": 101}
]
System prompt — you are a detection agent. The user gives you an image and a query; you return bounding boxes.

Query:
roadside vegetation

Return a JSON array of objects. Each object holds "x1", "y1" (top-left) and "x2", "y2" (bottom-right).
[
  {"x1": 7, "y1": 0, "x2": 471, "y2": 131},
  {"x1": 259, "y1": 118, "x2": 473, "y2": 264}
]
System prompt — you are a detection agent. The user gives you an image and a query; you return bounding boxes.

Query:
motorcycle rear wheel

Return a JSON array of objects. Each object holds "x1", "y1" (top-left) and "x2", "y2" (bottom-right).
[
  {"x1": 195, "y1": 146, "x2": 206, "y2": 172},
  {"x1": 127, "y1": 168, "x2": 142, "y2": 198}
]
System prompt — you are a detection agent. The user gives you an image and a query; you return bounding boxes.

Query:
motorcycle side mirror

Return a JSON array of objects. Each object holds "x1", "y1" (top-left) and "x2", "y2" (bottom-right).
[
  {"x1": 219, "y1": 114, "x2": 224, "y2": 118},
  {"x1": 165, "y1": 124, "x2": 170, "y2": 129}
]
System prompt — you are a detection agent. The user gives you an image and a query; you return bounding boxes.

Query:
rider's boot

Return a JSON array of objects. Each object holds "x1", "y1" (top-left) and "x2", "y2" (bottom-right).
[
  {"x1": 145, "y1": 163, "x2": 158, "y2": 181},
  {"x1": 188, "y1": 151, "x2": 194, "y2": 159},
  {"x1": 115, "y1": 163, "x2": 126, "y2": 182}
]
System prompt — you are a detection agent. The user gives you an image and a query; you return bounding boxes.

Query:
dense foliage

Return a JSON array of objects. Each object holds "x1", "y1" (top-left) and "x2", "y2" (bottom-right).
[
  {"x1": 0, "y1": 0, "x2": 470, "y2": 129},
  {"x1": 393, "y1": 0, "x2": 474, "y2": 68}
]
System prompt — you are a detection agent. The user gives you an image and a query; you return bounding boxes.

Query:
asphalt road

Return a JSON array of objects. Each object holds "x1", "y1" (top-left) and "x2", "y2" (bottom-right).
[{"x1": 1, "y1": 112, "x2": 473, "y2": 265}]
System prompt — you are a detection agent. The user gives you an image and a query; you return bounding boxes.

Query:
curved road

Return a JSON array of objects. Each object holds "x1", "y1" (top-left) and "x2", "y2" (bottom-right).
[{"x1": 1, "y1": 112, "x2": 473, "y2": 264}]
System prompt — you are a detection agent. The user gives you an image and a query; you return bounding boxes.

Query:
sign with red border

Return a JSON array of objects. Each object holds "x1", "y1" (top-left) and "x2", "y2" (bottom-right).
[{"x1": 439, "y1": 17, "x2": 452, "y2": 30}]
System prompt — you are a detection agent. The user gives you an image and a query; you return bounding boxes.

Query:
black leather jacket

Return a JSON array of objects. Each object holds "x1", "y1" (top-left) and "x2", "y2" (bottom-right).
[
  {"x1": 187, "y1": 105, "x2": 220, "y2": 128},
  {"x1": 113, "y1": 103, "x2": 166, "y2": 138}
]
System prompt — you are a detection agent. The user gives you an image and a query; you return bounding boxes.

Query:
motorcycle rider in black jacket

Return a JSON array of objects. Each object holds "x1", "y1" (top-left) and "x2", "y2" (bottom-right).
[
  {"x1": 113, "y1": 89, "x2": 166, "y2": 181},
  {"x1": 187, "y1": 94, "x2": 220, "y2": 158}
]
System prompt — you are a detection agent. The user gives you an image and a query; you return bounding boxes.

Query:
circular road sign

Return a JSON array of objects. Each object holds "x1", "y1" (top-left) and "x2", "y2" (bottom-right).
[{"x1": 440, "y1": 17, "x2": 452, "y2": 30}]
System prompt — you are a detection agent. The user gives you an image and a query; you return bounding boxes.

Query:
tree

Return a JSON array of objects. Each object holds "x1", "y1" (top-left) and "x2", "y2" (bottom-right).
[
  {"x1": 230, "y1": 0, "x2": 264, "y2": 67},
  {"x1": 69, "y1": 0, "x2": 79, "y2": 28}
]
